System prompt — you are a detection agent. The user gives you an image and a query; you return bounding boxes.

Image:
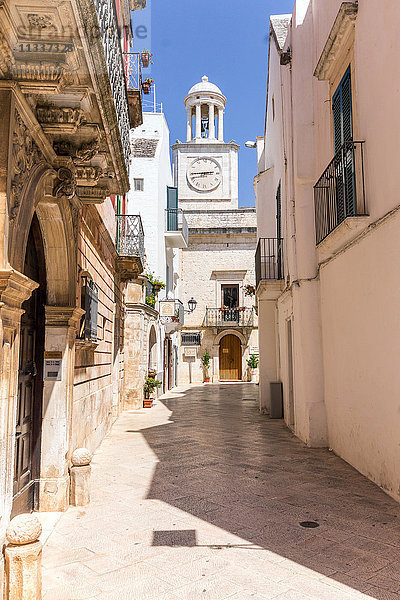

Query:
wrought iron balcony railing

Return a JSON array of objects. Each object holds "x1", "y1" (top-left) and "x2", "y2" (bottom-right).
[
  {"x1": 165, "y1": 208, "x2": 189, "y2": 247},
  {"x1": 122, "y1": 52, "x2": 142, "y2": 91},
  {"x1": 116, "y1": 214, "x2": 145, "y2": 261},
  {"x1": 205, "y1": 307, "x2": 254, "y2": 328},
  {"x1": 314, "y1": 141, "x2": 366, "y2": 244},
  {"x1": 94, "y1": 0, "x2": 131, "y2": 170},
  {"x1": 255, "y1": 238, "x2": 284, "y2": 287}
]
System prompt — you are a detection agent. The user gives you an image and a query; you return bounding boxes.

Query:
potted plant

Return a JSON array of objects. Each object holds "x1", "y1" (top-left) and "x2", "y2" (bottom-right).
[
  {"x1": 141, "y1": 49, "x2": 153, "y2": 68},
  {"x1": 143, "y1": 374, "x2": 162, "y2": 407},
  {"x1": 201, "y1": 350, "x2": 211, "y2": 383},
  {"x1": 146, "y1": 294, "x2": 156, "y2": 307},
  {"x1": 244, "y1": 284, "x2": 256, "y2": 297},
  {"x1": 247, "y1": 354, "x2": 259, "y2": 382},
  {"x1": 142, "y1": 77, "x2": 153, "y2": 95},
  {"x1": 152, "y1": 279, "x2": 165, "y2": 293}
]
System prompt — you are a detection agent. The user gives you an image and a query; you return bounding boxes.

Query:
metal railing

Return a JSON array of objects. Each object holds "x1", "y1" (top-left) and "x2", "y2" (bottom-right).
[
  {"x1": 94, "y1": 0, "x2": 130, "y2": 170},
  {"x1": 205, "y1": 307, "x2": 254, "y2": 328},
  {"x1": 115, "y1": 215, "x2": 144, "y2": 261},
  {"x1": 122, "y1": 52, "x2": 142, "y2": 91},
  {"x1": 255, "y1": 238, "x2": 284, "y2": 287},
  {"x1": 165, "y1": 208, "x2": 189, "y2": 244},
  {"x1": 314, "y1": 141, "x2": 366, "y2": 244}
]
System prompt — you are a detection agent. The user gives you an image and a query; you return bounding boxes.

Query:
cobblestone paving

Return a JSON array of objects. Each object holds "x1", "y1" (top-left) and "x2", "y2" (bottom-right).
[{"x1": 41, "y1": 383, "x2": 400, "y2": 599}]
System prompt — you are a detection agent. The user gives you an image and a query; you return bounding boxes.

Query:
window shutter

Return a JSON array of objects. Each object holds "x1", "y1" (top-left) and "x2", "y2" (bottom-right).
[
  {"x1": 332, "y1": 66, "x2": 353, "y2": 152},
  {"x1": 81, "y1": 278, "x2": 99, "y2": 341},
  {"x1": 167, "y1": 186, "x2": 178, "y2": 209},
  {"x1": 167, "y1": 186, "x2": 178, "y2": 231}
]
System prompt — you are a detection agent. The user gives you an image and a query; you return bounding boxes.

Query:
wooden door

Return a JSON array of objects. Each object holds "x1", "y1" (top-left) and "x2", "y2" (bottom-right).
[
  {"x1": 13, "y1": 219, "x2": 44, "y2": 515},
  {"x1": 219, "y1": 335, "x2": 242, "y2": 381}
]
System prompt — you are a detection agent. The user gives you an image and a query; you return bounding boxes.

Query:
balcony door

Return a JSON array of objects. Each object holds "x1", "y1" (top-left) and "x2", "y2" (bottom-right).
[
  {"x1": 221, "y1": 285, "x2": 239, "y2": 323},
  {"x1": 332, "y1": 66, "x2": 355, "y2": 222},
  {"x1": 219, "y1": 335, "x2": 242, "y2": 381}
]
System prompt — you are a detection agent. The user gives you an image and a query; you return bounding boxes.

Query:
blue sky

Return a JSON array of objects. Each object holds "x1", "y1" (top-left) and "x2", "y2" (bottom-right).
[{"x1": 134, "y1": 0, "x2": 294, "y2": 207}]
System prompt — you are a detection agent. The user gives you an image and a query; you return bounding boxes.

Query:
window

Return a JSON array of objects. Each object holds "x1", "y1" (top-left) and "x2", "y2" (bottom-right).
[
  {"x1": 181, "y1": 333, "x2": 201, "y2": 346},
  {"x1": 134, "y1": 178, "x2": 144, "y2": 191},
  {"x1": 79, "y1": 276, "x2": 99, "y2": 341}
]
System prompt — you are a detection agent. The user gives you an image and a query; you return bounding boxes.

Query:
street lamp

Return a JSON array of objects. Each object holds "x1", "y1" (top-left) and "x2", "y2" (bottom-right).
[
  {"x1": 187, "y1": 297, "x2": 197, "y2": 313},
  {"x1": 245, "y1": 140, "x2": 257, "y2": 148}
]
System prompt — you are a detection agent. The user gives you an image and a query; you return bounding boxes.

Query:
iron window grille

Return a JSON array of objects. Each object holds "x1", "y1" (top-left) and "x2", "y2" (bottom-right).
[{"x1": 181, "y1": 333, "x2": 201, "y2": 346}]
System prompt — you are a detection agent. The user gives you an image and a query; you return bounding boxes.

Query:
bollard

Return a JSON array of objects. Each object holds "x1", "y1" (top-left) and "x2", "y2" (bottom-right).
[
  {"x1": 70, "y1": 447, "x2": 92, "y2": 506},
  {"x1": 5, "y1": 513, "x2": 42, "y2": 600}
]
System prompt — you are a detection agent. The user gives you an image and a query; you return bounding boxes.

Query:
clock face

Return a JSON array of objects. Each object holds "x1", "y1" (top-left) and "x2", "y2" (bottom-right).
[{"x1": 187, "y1": 157, "x2": 222, "y2": 191}]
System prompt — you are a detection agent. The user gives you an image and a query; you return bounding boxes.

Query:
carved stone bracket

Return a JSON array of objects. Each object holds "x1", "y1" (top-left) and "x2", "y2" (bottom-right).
[
  {"x1": 75, "y1": 166, "x2": 103, "y2": 187},
  {"x1": 76, "y1": 185, "x2": 108, "y2": 204},
  {"x1": 36, "y1": 106, "x2": 87, "y2": 134},
  {"x1": 53, "y1": 137, "x2": 100, "y2": 163},
  {"x1": 11, "y1": 60, "x2": 69, "y2": 93},
  {"x1": 0, "y1": 31, "x2": 15, "y2": 77},
  {"x1": 53, "y1": 167, "x2": 76, "y2": 199},
  {"x1": 10, "y1": 110, "x2": 44, "y2": 221}
]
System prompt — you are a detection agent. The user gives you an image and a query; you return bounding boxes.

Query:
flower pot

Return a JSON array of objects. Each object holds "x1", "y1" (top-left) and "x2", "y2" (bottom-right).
[
  {"x1": 250, "y1": 368, "x2": 258, "y2": 383},
  {"x1": 142, "y1": 82, "x2": 151, "y2": 95},
  {"x1": 143, "y1": 398, "x2": 153, "y2": 408},
  {"x1": 204, "y1": 377, "x2": 210, "y2": 383},
  {"x1": 153, "y1": 284, "x2": 161, "y2": 292},
  {"x1": 141, "y1": 52, "x2": 149, "y2": 68}
]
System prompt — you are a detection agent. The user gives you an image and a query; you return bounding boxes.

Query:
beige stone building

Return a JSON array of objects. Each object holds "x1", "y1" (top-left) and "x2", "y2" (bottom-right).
[
  {"x1": 0, "y1": 0, "x2": 146, "y2": 589},
  {"x1": 173, "y1": 77, "x2": 258, "y2": 384},
  {"x1": 255, "y1": 1, "x2": 400, "y2": 501}
]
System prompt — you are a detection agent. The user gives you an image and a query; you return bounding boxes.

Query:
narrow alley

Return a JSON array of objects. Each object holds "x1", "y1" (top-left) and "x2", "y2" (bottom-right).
[{"x1": 41, "y1": 384, "x2": 400, "y2": 600}]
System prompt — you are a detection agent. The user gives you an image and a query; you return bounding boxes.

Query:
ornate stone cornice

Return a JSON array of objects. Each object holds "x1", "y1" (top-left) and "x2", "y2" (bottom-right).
[
  {"x1": 0, "y1": 269, "x2": 39, "y2": 309},
  {"x1": 45, "y1": 306, "x2": 85, "y2": 328},
  {"x1": 75, "y1": 166, "x2": 103, "y2": 186},
  {"x1": 314, "y1": 2, "x2": 358, "y2": 81},
  {"x1": 36, "y1": 106, "x2": 87, "y2": 134}
]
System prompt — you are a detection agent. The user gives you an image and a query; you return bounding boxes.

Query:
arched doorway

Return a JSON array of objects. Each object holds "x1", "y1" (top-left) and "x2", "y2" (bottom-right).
[
  {"x1": 148, "y1": 325, "x2": 157, "y2": 371},
  {"x1": 219, "y1": 334, "x2": 242, "y2": 381},
  {"x1": 13, "y1": 214, "x2": 46, "y2": 515}
]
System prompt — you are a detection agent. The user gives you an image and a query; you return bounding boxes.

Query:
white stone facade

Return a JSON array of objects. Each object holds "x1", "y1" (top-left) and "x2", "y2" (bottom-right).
[{"x1": 175, "y1": 77, "x2": 258, "y2": 384}]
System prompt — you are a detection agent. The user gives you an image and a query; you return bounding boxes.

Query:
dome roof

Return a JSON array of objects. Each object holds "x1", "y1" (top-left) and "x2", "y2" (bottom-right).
[{"x1": 187, "y1": 75, "x2": 224, "y2": 97}]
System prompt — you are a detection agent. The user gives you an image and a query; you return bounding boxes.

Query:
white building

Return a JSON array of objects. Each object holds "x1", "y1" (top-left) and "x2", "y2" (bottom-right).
[
  {"x1": 254, "y1": 1, "x2": 400, "y2": 501},
  {"x1": 173, "y1": 76, "x2": 258, "y2": 384},
  {"x1": 124, "y1": 111, "x2": 186, "y2": 404}
]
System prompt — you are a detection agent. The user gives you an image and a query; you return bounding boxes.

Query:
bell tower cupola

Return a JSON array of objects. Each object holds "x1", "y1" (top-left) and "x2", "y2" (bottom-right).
[{"x1": 184, "y1": 75, "x2": 226, "y2": 143}]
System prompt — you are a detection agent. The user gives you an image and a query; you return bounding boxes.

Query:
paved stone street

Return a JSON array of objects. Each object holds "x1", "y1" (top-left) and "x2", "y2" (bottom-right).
[{"x1": 41, "y1": 383, "x2": 400, "y2": 600}]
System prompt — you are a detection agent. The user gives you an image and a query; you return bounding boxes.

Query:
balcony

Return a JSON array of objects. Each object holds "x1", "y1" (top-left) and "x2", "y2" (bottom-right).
[
  {"x1": 94, "y1": 0, "x2": 132, "y2": 172},
  {"x1": 255, "y1": 238, "x2": 284, "y2": 287},
  {"x1": 115, "y1": 215, "x2": 145, "y2": 280},
  {"x1": 314, "y1": 141, "x2": 367, "y2": 245},
  {"x1": 164, "y1": 209, "x2": 189, "y2": 248},
  {"x1": 159, "y1": 299, "x2": 185, "y2": 333},
  {"x1": 122, "y1": 52, "x2": 143, "y2": 129},
  {"x1": 205, "y1": 308, "x2": 254, "y2": 328}
]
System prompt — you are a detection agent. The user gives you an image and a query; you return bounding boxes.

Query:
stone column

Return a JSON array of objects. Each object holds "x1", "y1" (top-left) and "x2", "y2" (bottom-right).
[
  {"x1": 209, "y1": 103, "x2": 215, "y2": 139},
  {"x1": 39, "y1": 306, "x2": 84, "y2": 512},
  {"x1": 195, "y1": 103, "x2": 201, "y2": 139},
  {"x1": 0, "y1": 271, "x2": 39, "y2": 594},
  {"x1": 218, "y1": 107, "x2": 224, "y2": 141},
  {"x1": 5, "y1": 514, "x2": 42, "y2": 600},
  {"x1": 70, "y1": 448, "x2": 92, "y2": 506},
  {"x1": 186, "y1": 107, "x2": 192, "y2": 141}
]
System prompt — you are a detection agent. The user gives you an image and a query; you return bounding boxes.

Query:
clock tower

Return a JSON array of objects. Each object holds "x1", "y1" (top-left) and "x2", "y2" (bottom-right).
[{"x1": 172, "y1": 75, "x2": 239, "y2": 210}]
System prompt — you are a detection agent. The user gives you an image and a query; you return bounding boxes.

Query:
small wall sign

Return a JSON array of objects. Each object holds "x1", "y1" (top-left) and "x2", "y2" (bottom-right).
[
  {"x1": 44, "y1": 352, "x2": 62, "y2": 381},
  {"x1": 184, "y1": 347, "x2": 197, "y2": 358}
]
